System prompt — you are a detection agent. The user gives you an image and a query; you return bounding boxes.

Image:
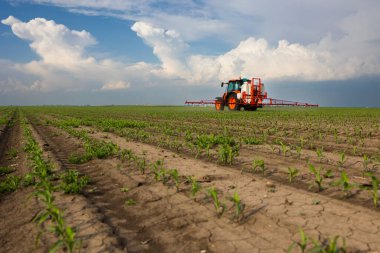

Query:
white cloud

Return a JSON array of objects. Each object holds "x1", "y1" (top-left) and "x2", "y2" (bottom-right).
[
  {"x1": 100, "y1": 80, "x2": 130, "y2": 91},
  {"x1": 1, "y1": 11, "x2": 380, "y2": 95},
  {"x1": 0, "y1": 16, "x2": 148, "y2": 92}
]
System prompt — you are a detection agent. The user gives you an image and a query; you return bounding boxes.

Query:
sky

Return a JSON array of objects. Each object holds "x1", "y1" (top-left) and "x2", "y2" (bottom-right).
[{"x1": 0, "y1": 0, "x2": 380, "y2": 107}]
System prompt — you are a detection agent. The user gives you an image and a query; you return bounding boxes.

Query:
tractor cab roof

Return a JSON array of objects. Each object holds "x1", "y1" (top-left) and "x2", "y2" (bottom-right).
[{"x1": 228, "y1": 78, "x2": 250, "y2": 83}]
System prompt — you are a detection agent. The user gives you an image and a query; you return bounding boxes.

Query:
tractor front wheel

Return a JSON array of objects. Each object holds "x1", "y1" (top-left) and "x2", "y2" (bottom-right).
[
  {"x1": 227, "y1": 94, "x2": 240, "y2": 111},
  {"x1": 215, "y1": 98, "x2": 224, "y2": 111}
]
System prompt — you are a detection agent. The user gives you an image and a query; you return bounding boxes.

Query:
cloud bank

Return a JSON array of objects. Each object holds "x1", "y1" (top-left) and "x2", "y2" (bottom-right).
[{"x1": 1, "y1": 7, "x2": 380, "y2": 94}]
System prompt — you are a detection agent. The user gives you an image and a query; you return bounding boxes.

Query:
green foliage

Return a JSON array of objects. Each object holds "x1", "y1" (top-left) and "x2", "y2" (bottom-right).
[
  {"x1": 125, "y1": 198, "x2": 137, "y2": 206},
  {"x1": 23, "y1": 172, "x2": 36, "y2": 186},
  {"x1": 288, "y1": 228, "x2": 346, "y2": 253},
  {"x1": 207, "y1": 187, "x2": 225, "y2": 217},
  {"x1": 252, "y1": 159, "x2": 266, "y2": 174},
  {"x1": 7, "y1": 148, "x2": 18, "y2": 158},
  {"x1": 168, "y1": 169, "x2": 181, "y2": 191},
  {"x1": 60, "y1": 169, "x2": 89, "y2": 194},
  {"x1": 218, "y1": 143, "x2": 240, "y2": 165},
  {"x1": 316, "y1": 147, "x2": 324, "y2": 162},
  {"x1": 337, "y1": 152, "x2": 346, "y2": 167},
  {"x1": 0, "y1": 175, "x2": 21, "y2": 193},
  {"x1": 287, "y1": 167, "x2": 299, "y2": 183},
  {"x1": 364, "y1": 172, "x2": 379, "y2": 207},
  {"x1": 308, "y1": 164, "x2": 324, "y2": 191},
  {"x1": 228, "y1": 191, "x2": 245, "y2": 221},
  {"x1": 187, "y1": 176, "x2": 201, "y2": 197},
  {"x1": 331, "y1": 171, "x2": 355, "y2": 195},
  {"x1": 0, "y1": 166, "x2": 14, "y2": 176}
]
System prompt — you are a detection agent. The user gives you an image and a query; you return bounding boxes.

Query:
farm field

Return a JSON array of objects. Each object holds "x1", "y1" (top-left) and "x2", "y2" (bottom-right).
[{"x1": 1, "y1": 105, "x2": 380, "y2": 253}]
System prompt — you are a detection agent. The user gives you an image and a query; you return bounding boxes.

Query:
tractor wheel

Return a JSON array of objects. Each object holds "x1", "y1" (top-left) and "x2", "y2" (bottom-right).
[
  {"x1": 227, "y1": 94, "x2": 240, "y2": 111},
  {"x1": 215, "y1": 98, "x2": 224, "y2": 111}
]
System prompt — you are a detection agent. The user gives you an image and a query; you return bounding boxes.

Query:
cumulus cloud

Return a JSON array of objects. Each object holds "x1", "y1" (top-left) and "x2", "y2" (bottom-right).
[
  {"x1": 130, "y1": 21, "x2": 380, "y2": 83},
  {"x1": 0, "y1": 16, "x2": 150, "y2": 92},
  {"x1": 1, "y1": 12, "x2": 380, "y2": 95},
  {"x1": 99, "y1": 81, "x2": 130, "y2": 91}
]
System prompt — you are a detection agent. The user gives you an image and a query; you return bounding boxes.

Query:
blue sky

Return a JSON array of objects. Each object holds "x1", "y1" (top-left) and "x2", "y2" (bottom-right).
[{"x1": 0, "y1": 0, "x2": 380, "y2": 106}]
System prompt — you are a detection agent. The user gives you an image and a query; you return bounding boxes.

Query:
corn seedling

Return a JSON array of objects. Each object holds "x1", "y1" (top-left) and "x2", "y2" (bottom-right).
[
  {"x1": 0, "y1": 166, "x2": 14, "y2": 176},
  {"x1": 60, "y1": 169, "x2": 89, "y2": 194},
  {"x1": 289, "y1": 228, "x2": 347, "y2": 253},
  {"x1": 125, "y1": 198, "x2": 137, "y2": 206},
  {"x1": 362, "y1": 154, "x2": 372, "y2": 171},
  {"x1": 120, "y1": 148, "x2": 134, "y2": 162},
  {"x1": 287, "y1": 167, "x2": 299, "y2": 183},
  {"x1": 187, "y1": 176, "x2": 201, "y2": 197},
  {"x1": 207, "y1": 187, "x2": 225, "y2": 217},
  {"x1": 280, "y1": 142, "x2": 289, "y2": 157},
  {"x1": 121, "y1": 187, "x2": 129, "y2": 193},
  {"x1": 316, "y1": 147, "x2": 324, "y2": 162},
  {"x1": 7, "y1": 148, "x2": 18, "y2": 158},
  {"x1": 252, "y1": 159, "x2": 266, "y2": 175},
  {"x1": 218, "y1": 143, "x2": 239, "y2": 165},
  {"x1": 337, "y1": 152, "x2": 346, "y2": 167},
  {"x1": 288, "y1": 228, "x2": 308, "y2": 253},
  {"x1": 169, "y1": 169, "x2": 181, "y2": 191},
  {"x1": 137, "y1": 158, "x2": 147, "y2": 174},
  {"x1": 295, "y1": 146, "x2": 302, "y2": 158},
  {"x1": 228, "y1": 191, "x2": 245, "y2": 221},
  {"x1": 364, "y1": 172, "x2": 379, "y2": 207},
  {"x1": 331, "y1": 170, "x2": 355, "y2": 196},
  {"x1": 308, "y1": 164, "x2": 324, "y2": 191},
  {"x1": 23, "y1": 172, "x2": 36, "y2": 187},
  {"x1": 310, "y1": 235, "x2": 346, "y2": 253},
  {"x1": 0, "y1": 175, "x2": 21, "y2": 193}
]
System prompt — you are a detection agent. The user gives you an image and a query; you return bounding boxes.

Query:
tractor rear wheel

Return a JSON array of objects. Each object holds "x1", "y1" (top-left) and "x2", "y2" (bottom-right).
[
  {"x1": 227, "y1": 94, "x2": 240, "y2": 111},
  {"x1": 215, "y1": 98, "x2": 224, "y2": 111}
]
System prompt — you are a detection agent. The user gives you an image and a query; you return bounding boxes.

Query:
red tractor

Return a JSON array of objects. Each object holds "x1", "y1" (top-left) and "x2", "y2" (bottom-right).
[
  {"x1": 215, "y1": 77, "x2": 267, "y2": 111},
  {"x1": 185, "y1": 77, "x2": 318, "y2": 110}
]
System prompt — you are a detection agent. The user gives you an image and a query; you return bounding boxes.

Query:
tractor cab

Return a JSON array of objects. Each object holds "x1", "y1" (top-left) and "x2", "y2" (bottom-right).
[
  {"x1": 226, "y1": 80, "x2": 241, "y2": 93},
  {"x1": 222, "y1": 78, "x2": 250, "y2": 93}
]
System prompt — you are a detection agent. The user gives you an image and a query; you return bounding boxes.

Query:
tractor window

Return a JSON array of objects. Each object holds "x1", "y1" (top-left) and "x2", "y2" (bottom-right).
[{"x1": 227, "y1": 82, "x2": 240, "y2": 92}]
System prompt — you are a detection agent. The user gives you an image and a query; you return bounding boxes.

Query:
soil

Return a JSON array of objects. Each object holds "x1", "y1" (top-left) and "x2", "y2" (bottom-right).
[{"x1": 2, "y1": 113, "x2": 380, "y2": 253}]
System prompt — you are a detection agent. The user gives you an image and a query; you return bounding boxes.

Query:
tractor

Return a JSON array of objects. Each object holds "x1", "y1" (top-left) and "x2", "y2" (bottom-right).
[
  {"x1": 185, "y1": 77, "x2": 318, "y2": 110},
  {"x1": 215, "y1": 77, "x2": 267, "y2": 111}
]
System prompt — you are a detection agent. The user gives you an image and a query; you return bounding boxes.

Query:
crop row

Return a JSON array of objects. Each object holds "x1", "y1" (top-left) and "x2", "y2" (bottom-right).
[{"x1": 20, "y1": 113, "x2": 89, "y2": 252}]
